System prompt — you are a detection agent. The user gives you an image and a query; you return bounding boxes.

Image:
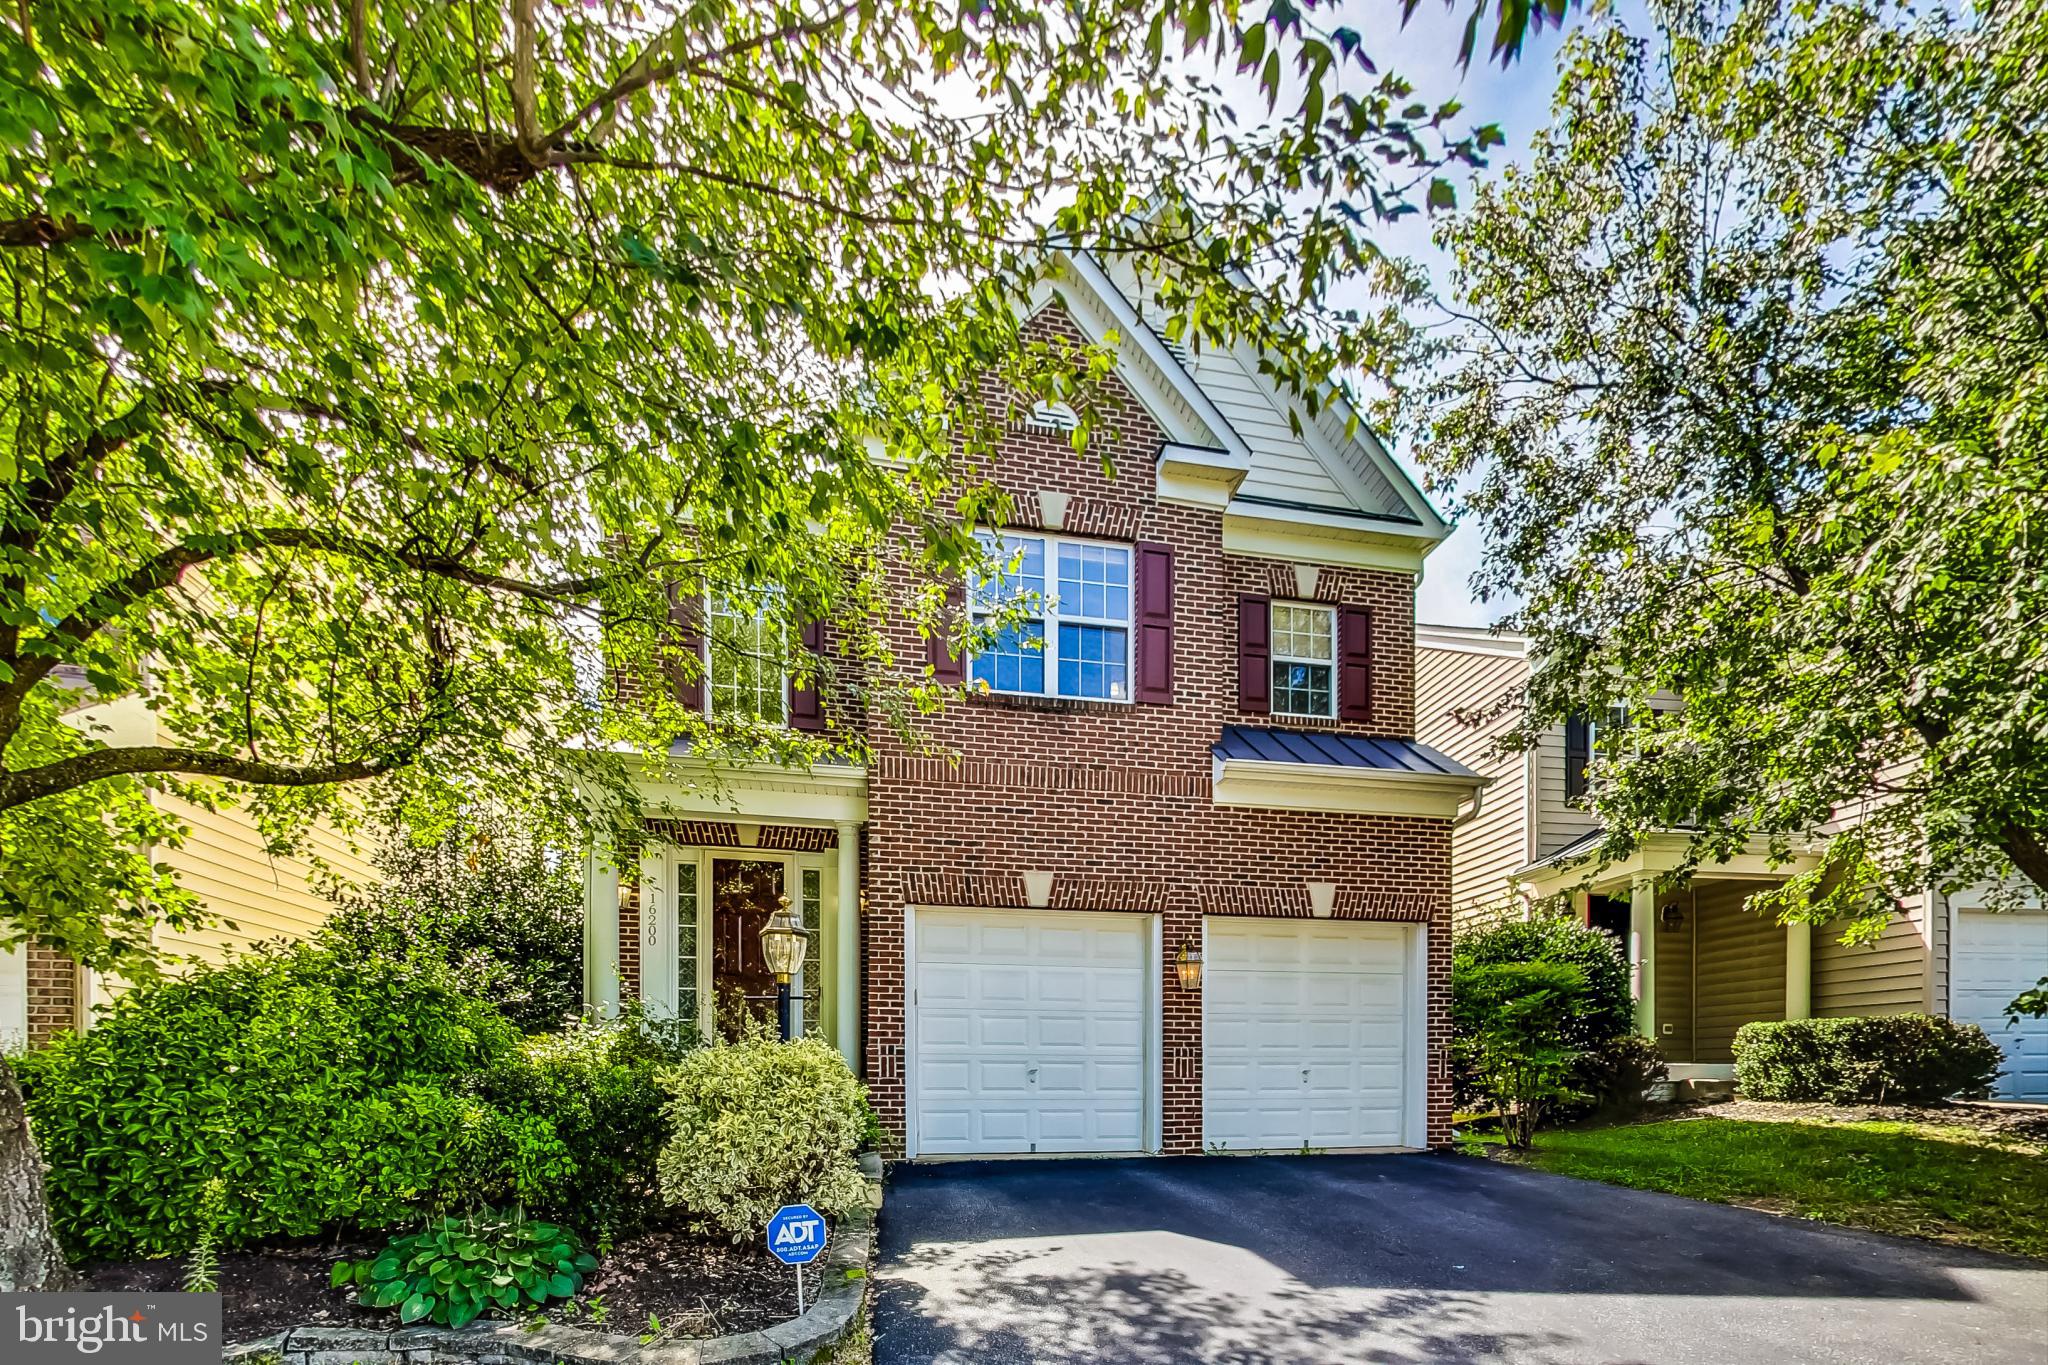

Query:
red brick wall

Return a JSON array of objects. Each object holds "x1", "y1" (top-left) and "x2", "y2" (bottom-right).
[
  {"x1": 25, "y1": 944, "x2": 80, "y2": 1047},
  {"x1": 860, "y1": 306, "x2": 1453, "y2": 1153}
]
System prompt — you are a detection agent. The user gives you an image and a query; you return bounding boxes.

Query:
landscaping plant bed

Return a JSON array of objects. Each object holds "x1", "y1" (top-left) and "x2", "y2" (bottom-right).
[
  {"x1": 81, "y1": 1220, "x2": 805, "y2": 1347},
  {"x1": 83, "y1": 1235, "x2": 391, "y2": 1344},
  {"x1": 539, "y1": 1225, "x2": 802, "y2": 1341},
  {"x1": 1702, "y1": 1097, "x2": 2048, "y2": 1144}
]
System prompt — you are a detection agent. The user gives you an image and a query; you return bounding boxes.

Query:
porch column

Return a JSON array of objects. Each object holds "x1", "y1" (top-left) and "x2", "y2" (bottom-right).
[
  {"x1": 1785, "y1": 920, "x2": 1812, "y2": 1021},
  {"x1": 584, "y1": 843, "x2": 621, "y2": 1020},
  {"x1": 835, "y1": 821, "x2": 860, "y2": 1070},
  {"x1": 1629, "y1": 878, "x2": 1657, "y2": 1038},
  {"x1": 1571, "y1": 890, "x2": 1591, "y2": 926}
]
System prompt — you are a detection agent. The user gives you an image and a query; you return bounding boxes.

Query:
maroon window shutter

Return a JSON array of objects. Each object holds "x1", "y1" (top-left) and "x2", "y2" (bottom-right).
[
  {"x1": 1133, "y1": 542, "x2": 1175, "y2": 704},
  {"x1": 1237, "y1": 595, "x2": 1270, "y2": 714},
  {"x1": 788, "y1": 616, "x2": 826, "y2": 730},
  {"x1": 1339, "y1": 604, "x2": 1374, "y2": 723},
  {"x1": 928, "y1": 581, "x2": 968, "y2": 684},
  {"x1": 668, "y1": 584, "x2": 705, "y2": 713}
]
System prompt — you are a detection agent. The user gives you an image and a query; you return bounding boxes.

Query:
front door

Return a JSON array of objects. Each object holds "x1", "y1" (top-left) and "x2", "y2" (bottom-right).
[{"x1": 712, "y1": 857, "x2": 786, "y2": 1038}]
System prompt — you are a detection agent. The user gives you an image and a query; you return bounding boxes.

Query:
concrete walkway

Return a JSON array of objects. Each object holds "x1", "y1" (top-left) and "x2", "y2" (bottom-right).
[{"x1": 872, "y1": 1153, "x2": 2048, "y2": 1364}]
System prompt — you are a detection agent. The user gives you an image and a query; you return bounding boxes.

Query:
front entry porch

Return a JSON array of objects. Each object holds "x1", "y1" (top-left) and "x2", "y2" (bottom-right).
[
  {"x1": 1525, "y1": 832, "x2": 1819, "y2": 1079},
  {"x1": 581, "y1": 753, "x2": 867, "y2": 1066}
]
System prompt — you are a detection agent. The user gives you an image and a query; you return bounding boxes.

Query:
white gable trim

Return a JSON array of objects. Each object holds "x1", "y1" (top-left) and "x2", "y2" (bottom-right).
[
  {"x1": 1067, "y1": 250, "x2": 1446, "y2": 540},
  {"x1": 1058, "y1": 251, "x2": 1256, "y2": 467},
  {"x1": 1210, "y1": 330, "x2": 1440, "y2": 534},
  {"x1": 1024, "y1": 274, "x2": 1222, "y2": 451}
]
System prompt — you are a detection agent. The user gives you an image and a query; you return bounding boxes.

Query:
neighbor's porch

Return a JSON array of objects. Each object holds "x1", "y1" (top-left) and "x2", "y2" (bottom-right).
[
  {"x1": 1523, "y1": 833, "x2": 1819, "y2": 1081},
  {"x1": 580, "y1": 751, "x2": 868, "y2": 1069}
]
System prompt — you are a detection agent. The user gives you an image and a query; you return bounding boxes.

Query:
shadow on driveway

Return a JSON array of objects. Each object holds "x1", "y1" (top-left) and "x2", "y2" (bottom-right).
[{"x1": 871, "y1": 1153, "x2": 2048, "y2": 1365}]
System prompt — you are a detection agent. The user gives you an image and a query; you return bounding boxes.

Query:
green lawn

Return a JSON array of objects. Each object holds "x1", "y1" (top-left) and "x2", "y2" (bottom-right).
[{"x1": 1467, "y1": 1116, "x2": 2048, "y2": 1260}]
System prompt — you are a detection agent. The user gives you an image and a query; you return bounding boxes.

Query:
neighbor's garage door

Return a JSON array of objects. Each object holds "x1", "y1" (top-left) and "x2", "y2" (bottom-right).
[
  {"x1": 1205, "y1": 918, "x2": 1415, "y2": 1151},
  {"x1": 911, "y1": 909, "x2": 1148, "y2": 1156},
  {"x1": 1953, "y1": 909, "x2": 2048, "y2": 1101}
]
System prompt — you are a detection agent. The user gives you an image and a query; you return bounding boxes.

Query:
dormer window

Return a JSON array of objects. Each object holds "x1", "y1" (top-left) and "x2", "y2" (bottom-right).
[{"x1": 969, "y1": 531, "x2": 1132, "y2": 702}]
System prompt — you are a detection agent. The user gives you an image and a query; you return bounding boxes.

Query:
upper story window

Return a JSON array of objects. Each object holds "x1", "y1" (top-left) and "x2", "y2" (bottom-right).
[
  {"x1": 1236, "y1": 592, "x2": 1371, "y2": 723},
  {"x1": 970, "y1": 531, "x2": 1133, "y2": 702},
  {"x1": 706, "y1": 592, "x2": 787, "y2": 724},
  {"x1": 1270, "y1": 602, "x2": 1336, "y2": 718}
]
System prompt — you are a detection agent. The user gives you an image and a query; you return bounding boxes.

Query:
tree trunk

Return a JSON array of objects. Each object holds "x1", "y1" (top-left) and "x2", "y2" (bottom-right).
[
  {"x1": 1999, "y1": 825, "x2": 2048, "y2": 898},
  {"x1": 0, "y1": 1054, "x2": 74, "y2": 1291}
]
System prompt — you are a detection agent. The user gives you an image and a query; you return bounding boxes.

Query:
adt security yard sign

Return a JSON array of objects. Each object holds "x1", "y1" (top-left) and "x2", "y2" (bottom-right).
[{"x1": 766, "y1": 1204, "x2": 828, "y2": 1313}]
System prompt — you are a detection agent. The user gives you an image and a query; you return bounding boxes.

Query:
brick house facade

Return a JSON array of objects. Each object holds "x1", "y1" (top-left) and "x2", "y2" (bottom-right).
[{"x1": 589, "y1": 251, "x2": 1479, "y2": 1157}]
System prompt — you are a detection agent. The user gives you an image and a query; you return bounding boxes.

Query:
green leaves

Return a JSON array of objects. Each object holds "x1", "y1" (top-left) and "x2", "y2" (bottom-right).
[
  {"x1": 1399, "y1": 0, "x2": 2048, "y2": 960},
  {"x1": 342, "y1": 1209, "x2": 594, "y2": 1330}
]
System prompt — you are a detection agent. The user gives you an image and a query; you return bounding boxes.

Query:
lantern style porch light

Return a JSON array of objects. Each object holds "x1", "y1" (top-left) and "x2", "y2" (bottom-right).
[
  {"x1": 760, "y1": 895, "x2": 810, "y2": 1041},
  {"x1": 1174, "y1": 937, "x2": 1204, "y2": 991}
]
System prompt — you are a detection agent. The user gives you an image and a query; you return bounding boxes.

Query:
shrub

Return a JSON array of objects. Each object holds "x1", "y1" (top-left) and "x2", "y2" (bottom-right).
[
  {"x1": 655, "y1": 1037, "x2": 870, "y2": 1241},
  {"x1": 321, "y1": 816, "x2": 583, "y2": 1033},
  {"x1": 1574, "y1": 1033, "x2": 1671, "y2": 1118},
  {"x1": 336, "y1": 1209, "x2": 594, "y2": 1328},
  {"x1": 16, "y1": 947, "x2": 655, "y2": 1260},
  {"x1": 1454, "y1": 916, "x2": 1645, "y2": 1113},
  {"x1": 1733, "y1": 1014, "x2": 2005, "y2": 1104},
  {"x1": 478, "y1": 1008, "x2": 695, "y2": 1241},
  {"x1": 1451, "y1": 959, "x2": 1589, "y2": 1148}
]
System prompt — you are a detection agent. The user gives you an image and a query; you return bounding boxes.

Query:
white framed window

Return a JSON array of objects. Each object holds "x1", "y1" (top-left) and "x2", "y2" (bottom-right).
[
  {"x1": 969, "y1": 531, "x2": 1132, "y2": 702},
  {"x1": 1270, "y1": 602, "x2": 1336, "y2": 718},
  {"x1": 705, "y1": 591, "x2": 787, "y2": 723}
]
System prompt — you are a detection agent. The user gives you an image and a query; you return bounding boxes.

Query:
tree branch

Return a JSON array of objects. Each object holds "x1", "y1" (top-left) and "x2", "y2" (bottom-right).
[{"x1": 0, "y1": 744, "x2": 407, "y2": 814}]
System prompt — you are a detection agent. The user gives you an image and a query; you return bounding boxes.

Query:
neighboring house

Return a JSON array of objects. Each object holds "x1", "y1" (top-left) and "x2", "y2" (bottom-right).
[
  {"x1": 1416, "y1": 622, "x2": 2048, "y2": 1100},
  {"x1": 0, "y1": 691, "x2": 379, "y2": 1052},
  {"x1": 581, "y1": 251, "x2": 1485, "y2": 1157}
]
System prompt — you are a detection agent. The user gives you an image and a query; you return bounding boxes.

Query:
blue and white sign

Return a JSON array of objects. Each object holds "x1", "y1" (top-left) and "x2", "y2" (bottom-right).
[{"x1": 766, "y1": 1204, "x2": 828, "y2": 1266}]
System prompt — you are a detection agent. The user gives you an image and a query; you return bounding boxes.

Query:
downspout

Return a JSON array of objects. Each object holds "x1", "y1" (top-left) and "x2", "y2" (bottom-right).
[{"x1": 1453, "y1": 782, "x2": 1487, "y2": 829}]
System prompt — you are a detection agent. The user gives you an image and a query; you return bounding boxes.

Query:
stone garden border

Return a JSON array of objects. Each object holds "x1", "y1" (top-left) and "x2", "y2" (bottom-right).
[{"x1": 222, "y1": 1155, "x2": 883, "y2": 1365}]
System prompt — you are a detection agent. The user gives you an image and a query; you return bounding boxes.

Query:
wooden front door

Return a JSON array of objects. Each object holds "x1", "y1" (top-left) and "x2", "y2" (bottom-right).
[{"x1": 712, "y1": 857, "x2": 786, "y2": 1039}]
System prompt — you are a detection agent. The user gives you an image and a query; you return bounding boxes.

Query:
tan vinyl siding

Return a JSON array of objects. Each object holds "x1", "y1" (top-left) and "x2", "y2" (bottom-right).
[
  {"x1": 1652, "y1": 888, "x2": 1695, "y2": 1062},
  {"x1": 1691, "y1": 883, "x2": 1787, "y2": 1062},
  {"x1": 153, "y1": 792, "x2": 380, "y2": 968},
  {"x1": 1416, "y1": 644, "x2": 1529, "y2": 928},
  {"x1": 1814, "y1": 906, "x2": 1932, "y2": 1017},
  {"x1": 1531, "y1": 721, "x2": 1603, "y2": 861}
]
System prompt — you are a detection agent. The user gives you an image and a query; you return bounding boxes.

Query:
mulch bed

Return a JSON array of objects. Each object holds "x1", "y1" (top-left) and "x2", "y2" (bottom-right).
[
  {"x1": 1696, "y1": 1097, "x2": 2048, "y2": 1144},
  {"x1": 80, "y1": 1220, "x2": 801, "y2": 1347},
  {"x1": 83, "y1": 1234, "x2": 390, "y2": 1344}
]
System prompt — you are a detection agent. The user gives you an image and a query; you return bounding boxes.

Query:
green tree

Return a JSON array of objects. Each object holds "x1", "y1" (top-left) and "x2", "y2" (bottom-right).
[
  {"x1": 1395, "y1": 0, "x2": 2048, "y2": 1000},
  {"x1": 1, "y1": 0, "x2": 1566, "y2": 1287},
  {"x1": 1451, "y1": 958, "x2": 1587, "y2": 1148}
]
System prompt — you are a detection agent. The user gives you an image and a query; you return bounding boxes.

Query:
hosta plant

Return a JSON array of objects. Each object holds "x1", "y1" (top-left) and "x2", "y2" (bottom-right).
[{"x1": 334, "y1": 1210, "x2": 597, "y2": 1328}]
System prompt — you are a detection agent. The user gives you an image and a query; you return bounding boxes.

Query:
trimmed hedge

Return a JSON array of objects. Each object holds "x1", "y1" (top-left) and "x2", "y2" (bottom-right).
[
  {"x1": 1732, "y1": 1014, "x2": 2004, "y2": 1104},
  {"x1": 655, "y1": 1037, "x2": 871, "y2": 1242}
]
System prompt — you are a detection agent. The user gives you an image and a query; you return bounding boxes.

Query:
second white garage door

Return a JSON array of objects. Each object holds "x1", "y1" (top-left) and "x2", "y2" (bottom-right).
[
  {"x1": 1953, "y1": 908, "x2": 2048, "y2": 1102},
  {"x1": 1205, "y1": 918, "x2": 1417, "y2": 1151},
  {"x1": 911, "y1": 909, "x2": 1149, "y2": 1156}
]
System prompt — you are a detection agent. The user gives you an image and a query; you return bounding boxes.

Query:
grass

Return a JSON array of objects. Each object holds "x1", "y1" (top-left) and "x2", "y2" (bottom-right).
[{"x1": 1465, "y1": 1114, "x2": 2048, "y2": 1261}]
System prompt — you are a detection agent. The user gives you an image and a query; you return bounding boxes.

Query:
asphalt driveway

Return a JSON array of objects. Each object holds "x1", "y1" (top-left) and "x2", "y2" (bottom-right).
[{"x1": 872, "y1": 1153, "x2": 2048, "y2": 1365}]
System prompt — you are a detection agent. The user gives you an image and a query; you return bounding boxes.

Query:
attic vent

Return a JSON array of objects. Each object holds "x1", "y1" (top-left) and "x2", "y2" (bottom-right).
[
  {"x1": 1152, "y1": 327, "x2": 1193, "y2": 365},
  {"x1": 1025, "y1": 400, "x2": 1079, "y2": 432}
]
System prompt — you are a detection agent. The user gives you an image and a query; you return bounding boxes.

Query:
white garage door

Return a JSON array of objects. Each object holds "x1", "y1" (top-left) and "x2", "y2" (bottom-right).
[
  {"x1": 1953, "y1": 909, "x2": 2048, "y2": 1101},
  {"x1": 1205, "y1": 918, "x2": 1416, "y2": 1151},
  {"x1": 911, "y1": 909, "x2": 1149, "y2": 1156}
]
